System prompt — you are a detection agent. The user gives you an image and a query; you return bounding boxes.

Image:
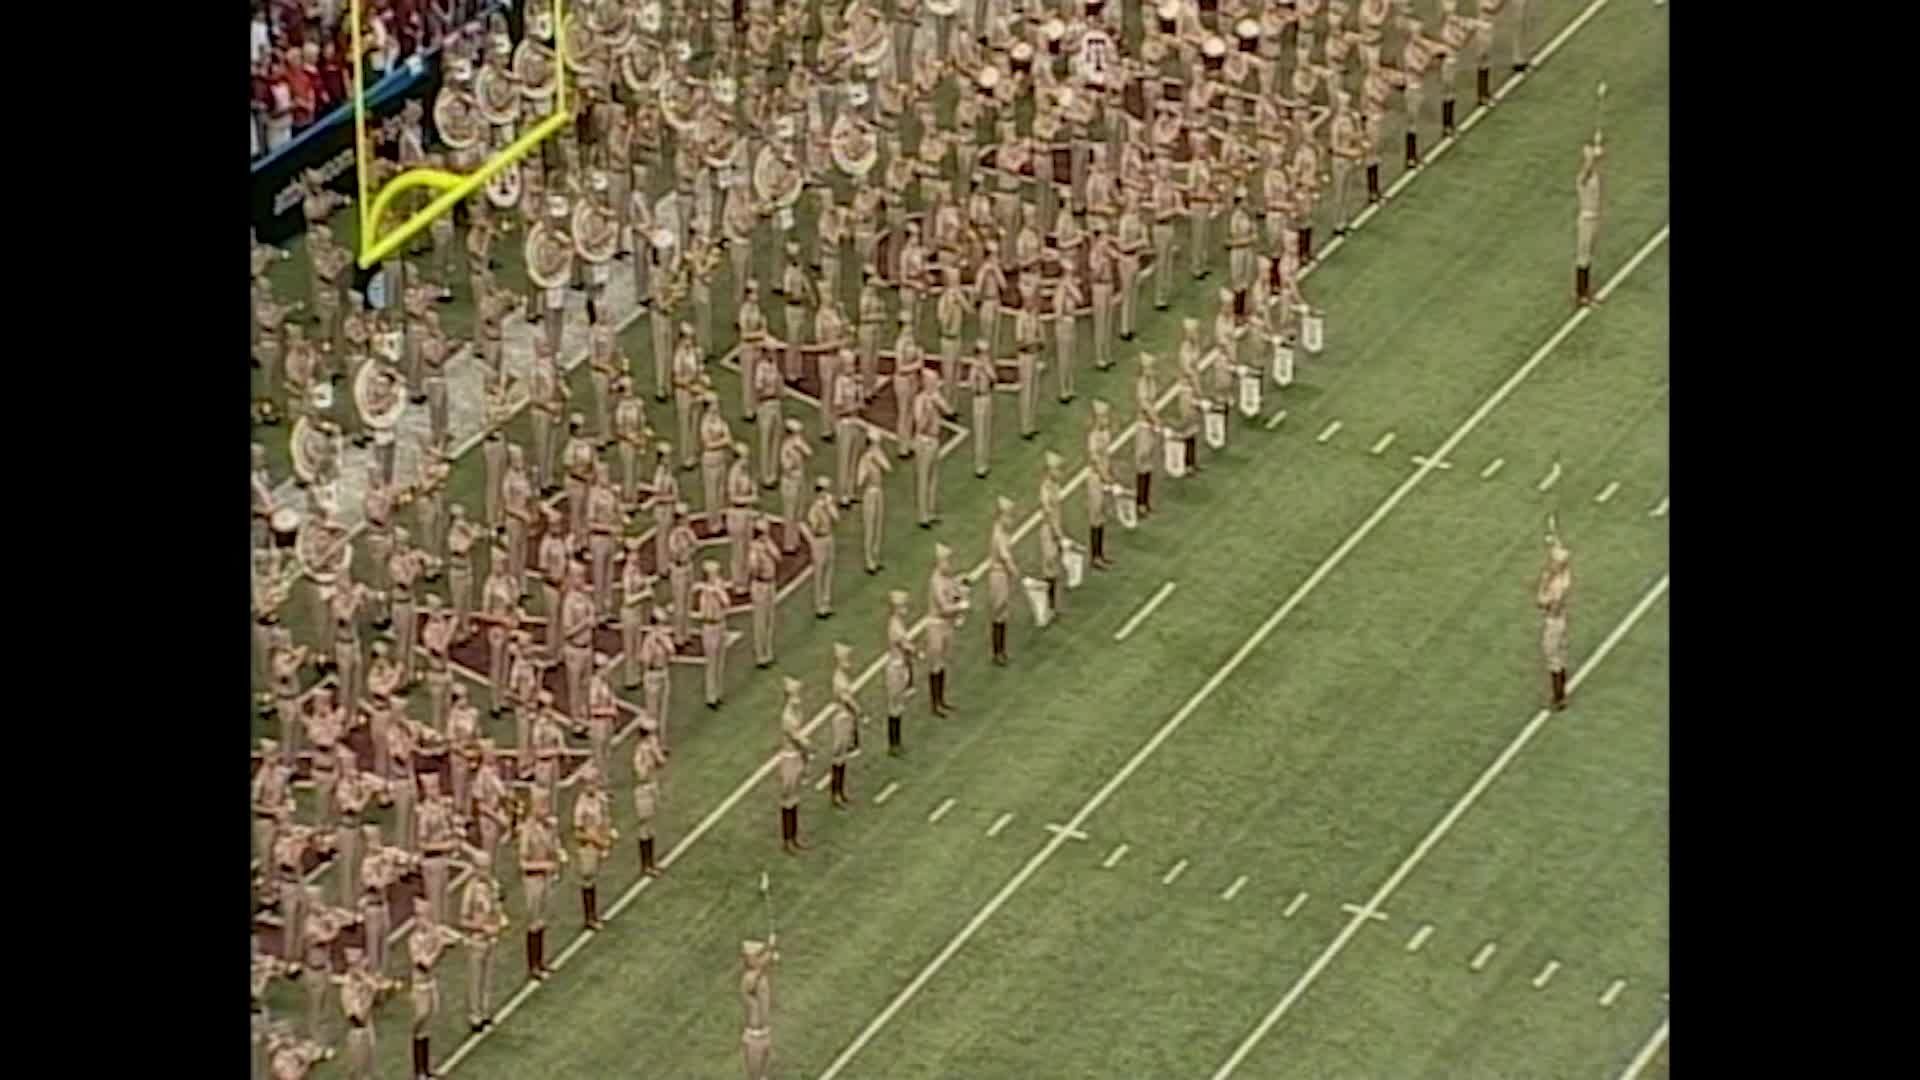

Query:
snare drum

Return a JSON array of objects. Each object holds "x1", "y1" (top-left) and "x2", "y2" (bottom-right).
[{"x1": 270, "y1": 509, "x2": 302, "y2": 550}]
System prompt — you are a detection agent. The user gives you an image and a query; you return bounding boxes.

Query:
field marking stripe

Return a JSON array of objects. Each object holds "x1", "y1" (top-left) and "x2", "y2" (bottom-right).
[
  {"x1": 1317, "y1": 420, "x2": 1343, "y2": 443},
  {"x1": 1480, "y1": 458, "x2": 1506, "y2": 479},
  {"x1": 1284, "y1": 892, "x2": 1310, "y2": 919},
  {"x1": 1208, "y1": 570, "x2": 1669, "y2": 1078},
  {"x1": 1370, "y1": 432, "x2": 1397, "y2": 455},
  {"x1": 874, "y1": 781, "x2": 900, "y2": 805},
  {"x1": 1533, "y1": 960, "x2": 1561, "y2": 988},
  {"x1": 1649, "y1": 495, "x2": 1668, "y2": 518},
  {"x1": 1537, "y1": 463, "x2": 1562, "y2": 492},
  {"x1": 987, "y1": 813, "x2": 1014, "y2": 837},
  {"x1": 1595, "y1": 481, "x2": 1621, "y2": 504},
  {"x1": 1470, "y1": 943, "x2": 1499, "y2": 971},
  {"x1": 1265, "y1": 409, "x2": 1289, "y2": 430},
  {"x1": 1101, "y1": 844, "x2": 1129, "y2": 868},
  {"x1": 1405, "y1": 925, "x2": 1433, "y2": 952},
  {"x1": 1161, "y1": 859, "x2": 1189, "y2": 884},
  {"x1": 1222, "y1": 875, "x2": 1249, "y2": 901},
  {"x1": 1600, "y1": 978, "x2": 1628, "y2": 1007},
  {"x1": 928, "y1": 798, "x2": 956, "y2": 823},
  {"x1": 1617, "y1": 1018, "x2": 1670, "y2": 1080},
  {"x1": 1114, "y1": 582, "x2": 1179, "y2": 641}
]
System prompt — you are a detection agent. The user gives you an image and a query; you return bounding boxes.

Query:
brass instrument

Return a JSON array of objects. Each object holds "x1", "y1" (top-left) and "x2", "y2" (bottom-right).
[
  {"x1": 354, "y1": 360, "x2": 408, "y2": 432},
  {"x1": 512, "y1": 35, "x2": 560, "y2": 101},
  {"x1": 524, "y1": 219, "x2": 573, "y2": 291},
  {"x1": 433, "y1": 83, "x2": 481, "y2": 152},
  {"x1": 573, "y1": 198, "x2": 619, "y2": 264},
  {"x1": 475, "y1": 62, "x2": 520, "y2": 127}
]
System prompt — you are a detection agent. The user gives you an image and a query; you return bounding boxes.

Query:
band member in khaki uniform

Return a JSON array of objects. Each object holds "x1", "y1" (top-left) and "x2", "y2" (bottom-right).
[
  {"x1": 673, "y1": 333, "x2": 706, "y2": 470},
  {"x1": 630, "y1": 709, "x2": 667, "y2": 876},
  {"x1": 648, "y1": 444, "x2": 679, "y2": 568},
  {"x1": 338, "y1": 947, "x2": 380, "y2": 1080},
  {"x1": 1574, "y1": 137, "x2": 1604, "y2": 306},
  {"x1": 831, "y1": 370, "x2": 866, "y2": 506},
  {"x1": 776, "y1": 677, "x2": 814, "y2": 853},
  {"x1": 974, "y1": 241, "x2": 1008, "y2": 360},
  {"x1": 518, "y1": 788, "x2": 562, "y2": 981},
  {"x1": 986, "y1": 496, "x2": 1021, "y2": 665},
  {"x1": 926, "y1": 542, "x2": 968, "y2": 716},
  {"x1": 416, "y1": 772, "x2": 457, "y2": 926},
  {"x1": 1085, "y1": 399, "x2": 1118, "y2": 568},
  {"x1": 586, "y1": 463, "x2": 624, "y2": 611},
  {"x1": 936, "y1": 272, "x2": 968, "y2": 407},
  {"x1": 1115, "y1": 196, "x2": 1148, "y2": 339},
  {"x1": 638, "y1": 604, "x2": 675, "y2": 744},
  {"x1": 856, "y1": 435, "x2": 893, "y2": 573},
  {"x1": 892, "y1": 316, "x2": 925, "y2": 454},
  {"x1": 748, "y1": 519, "x2": 781, "y2": 667},
  {"x1": 827, "y1": 642, "x2": 859, "y2": 805},
  {"x1": 911, "y1": 373, "x2": 946, "y2": 526},
  {"x1": 1038, "y1": 452, "x2": 1069, "y2": 616},
  {"x1": 1134, "y1": 354, "x2": 1163, "y2": 516},
  {"x1": 780, "y1": 247, "x2": 814, "y2": 383},
  {"x1": 666, "y1": 503, "x2": 698, "y2": 647},
  {"x1": 1329, "y1": 95, "x2": 1364, "y2": 236},
  {"x1": 696, "y1": 391, "x2": 734, "y2": 513},
  {"x1": 571, "y1": 764, "x2": 616, "y2": 929},
  {"x1": 775, "y1": 419, "x2": 811, "y2": 554},
  {"x1": 529, "y1": 341, "x2": 569, "y2": 495},
  {"x1": 880, "y1": 586, "x2": 917, "y2": 752},
  {"x1": 1087, "y1": 220, "x2": 1119, "y2": 370},
  {"x1": 1013, "y1": 279, "x2": 1044, "y2": 439},
  {"x1": 694, "y1": 560, "x2": 732, "y2": 708},
  {"x1": 740, "y1": 938, "x2": 779, "y2": 1080},
  {"x1": 408, "y1": 895, "x2": 465, "y2": 1080},
  {"x1": 803, "y1": 478, "x2": 840, "y2": 618},
  {"x1": 460, "y1": 850, "x2": 508, "y2": 1033},
  {"x1": 725, "y1": 442, "x2": 758, "y2": 590},
  {"x1": 1150, "y1": 164, "x2": 1183, "y2": 310},
  {"x1": 755, "y1": 352, "x2": 787, "y2": 485},
  {"x1": 1537, "y1": 534, "x2": 1573, "y2": 709},
  {"x1": 619, "y1": 536, "x2": 654, "y2": 689},
  {"x1": 502, "y1": 447, "x2": 533, "y2": 583},
  {"x1": 967, "y1": 338, "x2": 997, "y2": 479}
]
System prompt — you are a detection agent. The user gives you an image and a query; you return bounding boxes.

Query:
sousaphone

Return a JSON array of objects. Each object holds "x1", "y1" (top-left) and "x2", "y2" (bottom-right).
[
  {"x1": 513, "y1": 33, "x2": 559, "y2": 101},
  {"x1": 355, "y1": 355, "x2": 409, "y2": 433},
  {"x1": 573, "y1": 192, "x2": 619, "y2": 266},
  {"x1": 829, "y1": 111, "x2": 877, "y2": 178},
  {"x1": 561, "y1": 9, "x2": 599, "y2": 75},
  {"x1": 293, "y1": 512, "x2": 348, "y2": 585},
  {"x1": 525, "y1": 203, "x2": 574, "y2": 291},
  {"x1": 485, "y1": 161, "x2": 524, "y2": 209},
  {"x1": 434, "y1": 71, "x2": 482, "y2": 153},
  {"x1": 620, "y1": 37, "x2": 663, "y2": 97},
  {"x1": 476, "y1": 49, "x2": 520, "y2": 126},
  {"x1": 289, "y1": 416, "x2": 337, "y2": 485},
  {"x1": 659, "y1": 78, "x2": 696, "y2": 134},
  {"x1": 926, "y1": 0, "x2": 960, "y2": 14}
]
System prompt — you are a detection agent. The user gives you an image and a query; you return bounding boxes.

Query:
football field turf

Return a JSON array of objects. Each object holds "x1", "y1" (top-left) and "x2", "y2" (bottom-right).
[{"x1": 257, "y1": 1, "x2": 1668, "y2": 1075}]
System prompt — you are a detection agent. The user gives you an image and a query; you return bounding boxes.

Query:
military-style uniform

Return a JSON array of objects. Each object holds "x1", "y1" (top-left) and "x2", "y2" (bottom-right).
[
  {"x1": 694, "y1": 561, "x2": 732, "y2": 708},
  {"x1": 803, "y1": 480, "x2": 840, "y2": 617},
  {"x1": 630, "y1": 714, "x2": 667, "y2": 876},
  {"x1": 517, "y1": 792, "x2": 561, "y2": 980},
  {"x1": 827, "y1": 643, "x2": 859, "y2": 805},
  {"x1": 856, "y1": 440, "x2": 891, "y2": 573},
  {"x1": 775, "y1": 679, "x2": 814, "y2": 852},
  {"x1": 986, "y1": 497, "x2": 1020, "y2": 664},
  {"x1": 572, "y1": 769, "x2": 616, "y2": 929},
  {"x1": 460, "y1": 853, "x2": 507, "y2": 1032},
  {"x1": 1537, "y1": 539, "x2": 1574, "y2": 709},
  {"x1": 748, "y1": 523, "x2": 781, "y2": 667}
]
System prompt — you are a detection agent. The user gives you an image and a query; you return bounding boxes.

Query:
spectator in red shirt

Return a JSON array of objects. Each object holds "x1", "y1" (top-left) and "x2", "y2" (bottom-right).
[
  {"x1": 317, "y1": 38, "x2": 347, "y2": 113},
  {"x1": 284, "y1": 45, "x2": 316, "y2": 130}
]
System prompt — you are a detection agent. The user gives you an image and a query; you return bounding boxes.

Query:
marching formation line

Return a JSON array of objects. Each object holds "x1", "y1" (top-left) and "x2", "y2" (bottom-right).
[
  {"x1": 1410, "y1": 454, "x2": 1452, "y2": 470},
  {"x1": 1283, "y1": 892, "x2": 1311, "y2": 919},
  {"x1": 1114, "y1": 582, "x2": 1179, "y2": 642},
  {"x1": 1617, "y1": 1018, "x2": 1670, "y2": 1080},
  {"x1": 1599, "y1": 979, "x2": 1628, "y2": 1008},
  {"x1": 1265, "y1": 408, "x2": 1290, "y2": 430},
  {"x1": 1595, "y1": 481, "x2": 1621, "y2": 504},
  {"x1": 1207, "y1": 564, "x2": 1672, "y2": 1078},
  {"x1": 1533, "y1": 960, "x2": 1562, "y2": 989},
  {"x1": 1470, "y1": 942, "x2": 1499, "y2": 972},
  {"x1": 986, "y1": 813, "x2": 1014, "y2": 837},
  {"x1": 1317, "y1": 420, "x2": 1344, "y2": 444},
  {"x1": 928, "y1": 798, "x2": 957, "y2": 824},
  {"x1": 1101, "y1": 844, "x2": 1130, "y2": 869},
  {"x1": 1162, "y1": 859, "x2": 1190, "y2": 886},
  {"x1": 1340, "y1": 903, "x2": 1389, "y2": 923},
  {"x1": 1222, "y1": 876, "x2": 1249, "y2": 901},
  {"x1": 1405, "y1": 924, "x2": 1435, "y2": 953},
  {"x1": 1537, "y1": 462, "x2": 1562, "y2": 492},
  {"x1": 874, "y1": 782, "x2": 900, "y2": 805},
  {"x1": 808, "y1": 38, "x2": 1651, "y2": 1080},
  {"x1": 1649, "y1": 496, "x2": 1668, "y2": 518},
  {"x1": 1043, "y1": 824, "x2": 1090, "y2": 841},
  {"x1": 1480, "y1": 457, "x2": 1506, "y2": 479},
  {"x1": 1370, "y1": 432, "x2": 1397, "y2": 455}
]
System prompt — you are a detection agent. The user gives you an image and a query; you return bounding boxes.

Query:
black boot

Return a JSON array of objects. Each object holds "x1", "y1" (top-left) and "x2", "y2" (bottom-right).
[
  {"x1": 887, "y1": 715, "x2": 902, "y2": 754},
  {"x1": 1367, "y1": 164, "x2": 1382, "y2": 203},
  {"x1": 414, "y1": 1036, "x2": 430, "y2": 1078},
  {"x1": 930, "y1": 671, "x2": 945, "y2": 715},
  {"x1": 1477, "y1": 67, "x2": 1492, "y2": 106},
  {"x1": 1552, "y1": 670, "x2": 1569, "y2": 710},
  {"x1": 1135, "y1": 473, "x2": 1148, "y2": 514},
  {"x1": 791, "y1": 806, "x2": 809, "y2": 849},
  {"x1": 1442, "y1": 99, "x2": 1457, "y2": 135},
  {"x1": 526, "y1": 931, "x2": 539, "y2": 980},
  {"x1": 992, "y1": 622, "x2": 1009, "y2": 664},
  {"x1": 1184, "y1": 436, "x2": 1198, "y2": 472},
  {"x1": 1143, "y1": 473, "x2": 1153, "y2": 513},
  {"x1": 641, "y1": 837, "x2": 660, "y2": 876},
  {"x1": 1297, "y1": 227, "x2": 1312, "y2": 265},
  {"x1": 1405, "y1": 131, "x2": 1419, "y2": 169},
  {"x1": 1047, "y1": 580, "x2": 1059, "y2": 619},
  {"x1": 1576, "y1": 265, "x2": 1591, "y2": 306}
]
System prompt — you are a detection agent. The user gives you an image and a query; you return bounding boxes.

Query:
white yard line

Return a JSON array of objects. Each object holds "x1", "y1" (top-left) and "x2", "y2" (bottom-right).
[
  {"x1": 1409, "y1": 455, "x2": 1452, "y2": 470},
  {"x1": 815, "y1": 227, "x2": 1671, "y2": 1080},
  {"x1": 1222, "y1": 876, "x2": 1249, "y2": 901},
  {"x1": 1470, "y1": 942, "x2": 1499, "y2": 972},
  {"x1": 1340, "y1": 903, "x2": 1388, "y2": 923},
  {"x1": 873, "y1": 781, "x2": 900, "y2": 805},
  {"x1": 1480, "y1": 457, "x2": 1506, "y2": 480},
  {"x1": 986, "y1": 813, "x2": 1014, "y2": 837},
  {"x1": 1617, "y1": 1018, "x2": 1670, "y2": 1080},
  {"x1": 1161, "y1": 859, "x2": 1190, "y2": 886},
  {"x1": 1405, "y1": 925, "x2": 1434, "y2": 953},
  {"x1": 1370, "y1": 432, "x2": 1397, "y2": 456},
  {"x1": 442, "y1": 17, "x2": 1635, "y2": 1070},
  {"x1": 927, "y1": 798, "x2": 956, "y2": 824},
  {"x1": 1599, "y1": 978, "x2": 1628, "y2": 1008},
  {"x1": 1532, "y1": 960, "x2": 1562, "y2": 988},
  {"x1": 1265, "y1": 409, "x2": 1289, "y2": 430},
  {"x1": 1114, "y1": 582, "x2": 1179, "y2": 642},
  {"x1": 1207, "y1": 571, "x2": 1670, "y2": 1078},
  {"x1": 1101, "y1": 844, "x2": 1130, "y2": 869},
  {"x1": 1284, "y1": 892, "x2": 1311, "y2": 919},
  {"x1": 1595, "y1": 481, "x2": 1621, "y2": 504},
  {"x1": 1316, "y1": 420, "x2": 1344, "y2": 444}
]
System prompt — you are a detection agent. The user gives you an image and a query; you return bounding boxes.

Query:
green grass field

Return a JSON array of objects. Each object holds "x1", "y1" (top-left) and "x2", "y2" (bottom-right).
[{"x1": 256, "y1": 1, "x2": 1668, "y2": 1075}]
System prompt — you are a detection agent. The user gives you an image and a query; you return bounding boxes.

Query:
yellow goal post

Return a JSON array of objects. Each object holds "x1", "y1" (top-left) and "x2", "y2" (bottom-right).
[{"x1": 349, "y1": 0, "x2": 568, "y2": 269}]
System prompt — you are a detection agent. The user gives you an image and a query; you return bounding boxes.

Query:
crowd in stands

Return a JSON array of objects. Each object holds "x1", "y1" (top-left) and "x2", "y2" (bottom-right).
[{"x1": 251, "y1": 0, "x2": 503, "y2": 159}]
